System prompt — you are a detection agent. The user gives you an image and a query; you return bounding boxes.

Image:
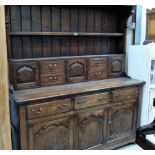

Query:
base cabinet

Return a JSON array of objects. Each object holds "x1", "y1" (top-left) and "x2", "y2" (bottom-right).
[
  {"x1": 26, "y1": 100, "x2": 138, "y2": 150},
  {"x1": 28, "y1": 118, "x2": 74, "y2": 150},
  {"x1": 16, "y1": 82, "x2": 143, "y2": 150}
]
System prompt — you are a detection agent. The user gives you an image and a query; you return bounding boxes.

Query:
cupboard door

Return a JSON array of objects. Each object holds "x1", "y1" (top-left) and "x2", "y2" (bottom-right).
[
  {"x1": 108, "y1": 55, "x2": 124, "y2": 78},
  {"x1": 77, "y1": 110, "x2": 107, "y2": 149},
  {"x1": 107, "y1": 102, "x2": 137, "y2": 141},
  {"x1": 28, "y1": 117, "x2": 74, "y2": 150},
  {"x1": 66, "y1": 58, "x2": 86, "y2": 83},
  {"x1": 11, "y1": 62, "x2": 39, "y2": 90}
]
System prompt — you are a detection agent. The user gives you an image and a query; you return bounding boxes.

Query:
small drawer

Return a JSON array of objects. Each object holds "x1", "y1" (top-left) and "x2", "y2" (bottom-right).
[
  {"x1": 40, "y1": 60, "x2": 65, "y2": 74},
  {"x1": 74, "y1": 92, "x2": 110, "y2": 110},
  {"x1": 40, "y1": 73, "x2": 65, "y2": 86},
  {"x1": 88, "y1": 69, "x2": 107, "y2": 80},
  {"x1": 87, "y1": 57, "x2": 107, "y2": 68},
  {"x1": 124, "y1": 87, "x2": 139, "y2": 100},
  {"x1": 26, "y1": 99, "x2": 72, "y2": 119},
  {"x1": 114, "y1": 99, "x2": 137, "y2": 107},
  {"x1": 111, "y1": 87, "x2": 139, "y2": 102}
]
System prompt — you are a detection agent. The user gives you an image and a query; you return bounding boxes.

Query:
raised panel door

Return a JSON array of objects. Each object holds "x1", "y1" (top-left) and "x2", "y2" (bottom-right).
[
  {"x1": 77, "y1": 110, "x2": 107, "y2": 149},
  {"x1": 107, "y1": 101, "x2": 137, "y2": 141},
  {"x1": 28, "y1": 117, "x2": 74, "y2": 150}
]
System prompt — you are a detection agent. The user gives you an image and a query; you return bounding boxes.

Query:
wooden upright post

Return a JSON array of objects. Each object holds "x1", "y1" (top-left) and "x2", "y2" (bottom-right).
[{"x1": 0, "y1": 5, "x2": 12, "y2": 149}]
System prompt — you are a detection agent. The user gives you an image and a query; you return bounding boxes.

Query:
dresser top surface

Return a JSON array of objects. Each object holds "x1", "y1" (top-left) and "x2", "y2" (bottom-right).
[{"x1": 12, "y1": 77, "x2": 144, "y2": 104}]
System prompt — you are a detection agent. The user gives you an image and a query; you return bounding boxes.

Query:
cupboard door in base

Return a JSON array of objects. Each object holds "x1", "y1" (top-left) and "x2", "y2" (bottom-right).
[
  {"x1": 107, "y1": 102, "x2": 137, "y2": 142},
  {"x1": 77, "y1": 110, "x2": 107, "y2": 149},
  {"x1": 28, "y1": 118, "x2": 74, "y2": 150}
]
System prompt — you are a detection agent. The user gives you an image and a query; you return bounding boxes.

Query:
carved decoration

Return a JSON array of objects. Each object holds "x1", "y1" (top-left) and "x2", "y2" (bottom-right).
[
  {"x1": 78, "y1": 115, "x2": 103, "y2": 149},
  {"x1": 16, "y1": 65, "x2": 36, "y2": 83},
  {"x1": 30, "y1": 120, "x2": 73, "y2": 150},
  {"x1": 111, "y1": 59, "x2": 122, "y2": 73},
  {"x1": 110, "y1": 106, "x2": 133, "y2": 135},
  {"x1": 69, "y1": 62, "x2": 85, "y2": 78}
]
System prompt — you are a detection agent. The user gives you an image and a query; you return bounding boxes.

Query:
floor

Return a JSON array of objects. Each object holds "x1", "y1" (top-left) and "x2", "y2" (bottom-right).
[{"x1": 116, "y1": 144, "x2": 143, "y2": 150}]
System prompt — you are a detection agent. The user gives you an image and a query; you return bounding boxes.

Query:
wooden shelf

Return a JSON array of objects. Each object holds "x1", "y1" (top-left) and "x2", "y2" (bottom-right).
[
  {"x1": 9, "y1": 32, "x2": 124, "y2": 37},
  {"x1": 12, "y1": 77, "x2": 144, "y2": 104}
]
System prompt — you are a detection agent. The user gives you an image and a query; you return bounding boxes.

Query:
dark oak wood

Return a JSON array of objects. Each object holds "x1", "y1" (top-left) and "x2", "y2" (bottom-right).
[
  {"x1": 107, "y1": 101, "x2": 137, "y2": 142},
  {"x1": 7, "y1": 5, "x2": 141, "y2": 150},
  {"x1": 66, "y1": 58, "x2": 86, "y2": 83},
  {"x1": 9, "y1": 55, "x2": 124, "y2": 90},
  {"x1": 6, "y1": 6, "x2": 133, "y2": 59},
  {"x1": 28, "y1": 117, "x2": 74, "y2": 150},
  {"x1": 12, "y1": 77, "x2": 143, "y2": 104},
  {"x1": 9, "y1": 32, "x2": 124, "y2": 36},
  {"x1": 77, "y1": 110, "x2": 106, "y2": 149},
  {"x1": 11, "y1": 62, "x2": 39, "y2": 90},
  {"x1": 14, "y1": 78, "x2": 144, "y2": 150}
]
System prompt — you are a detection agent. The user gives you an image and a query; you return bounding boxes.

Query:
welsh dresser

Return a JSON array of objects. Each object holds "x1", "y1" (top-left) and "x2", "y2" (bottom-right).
[{"x1": 6, "y1": 5, "x2": 144, "y2": 150}]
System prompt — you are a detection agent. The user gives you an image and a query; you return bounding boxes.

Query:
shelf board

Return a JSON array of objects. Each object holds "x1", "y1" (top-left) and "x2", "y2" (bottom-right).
[{"x1": 9, "y1": 32, "x2": 124, "y2": 36}]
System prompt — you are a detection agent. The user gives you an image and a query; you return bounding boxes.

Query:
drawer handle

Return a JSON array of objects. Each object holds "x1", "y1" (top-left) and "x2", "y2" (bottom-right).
[
  {"x1": 77, "y1": 99, "x2": 87, "y2": 105},
  {"x1": 31, "y1": 108, "x2": 43, "y2": 114},
  {"x1": 108, "y1": 120, "x2": 112, "y2": 125},
  {"x1": 49, "y1": 76, "x2": 57, "y2": 81},
  {"x1": 57, "y1": 103, "x2": 68, "y2": 110},
  {"x1": 96, "y1": 72, "x2": 101, "y2": 77},
  {"x1": 63, "y1": 103, "x2": 68, "y2": 107},
  {"x1": 96, "y1": 61, "x2": 102, "y2": 64},
  {"x1": 131, "y1": 91, "x2": 137, "y2": 97},
  {"x1": 98, "y1": 97, "x2": 107, "y2": 102},
  {"x1": 49, "y1": 64, "x2": 53, "y2": 68},
  {"x1": 49, "y1": 64, "x2": 57, "y2": 68}
]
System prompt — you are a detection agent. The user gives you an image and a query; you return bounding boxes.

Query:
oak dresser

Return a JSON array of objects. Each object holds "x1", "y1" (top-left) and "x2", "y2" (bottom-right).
[{"x1": 6, "y1": 5, "x2": 144, "y2": 149}]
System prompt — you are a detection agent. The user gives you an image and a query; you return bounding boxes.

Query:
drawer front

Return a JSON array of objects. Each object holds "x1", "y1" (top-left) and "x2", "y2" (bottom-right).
[
  {"x1": 40, "y1": 73, "x2": 65, "y2": 86},
  {"x1": 74, "y1": 92, "x2": 110, "y2": 110},
  {"x1": 40, "y1": 60, "x2": 65, "y2": 74},
  {"x1": 87, "y1": 57, "x2": 107, "y2": 68},
  {"x1": 88, "y1": 69, "x2": 107, "y2": 80},
  {"x1": 112, "y1": 87, "x2": 139, "y2": 102},
  {"x1": 27, "y1": 99, "x2": 72, "y2": 119}
]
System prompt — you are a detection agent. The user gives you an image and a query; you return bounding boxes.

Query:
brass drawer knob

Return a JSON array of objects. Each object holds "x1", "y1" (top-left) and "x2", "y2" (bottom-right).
[
  {"x1": 98, "y1": 97, "x2": 107, "y2": 102},
  {"x1": 97, "y1": 61, "x2": 102, "y2": 64},
  {"x1": 108, "y1": 120, "x2": 112, "y2": 125},
  {"x1": 96, "y1": 72, "x2": 101, "y2": 76},
  {"x1": 57, "y1": 104, "x2": 68, "y2": 109},
  {"x1": 132, "y1": 91, "x2": 137, "y2": 97},
  {"x1": 57, "y1": 104, "x2": 63, "y2": 109},
  {"x1": 49, "y1": 76, "x2": 57, "y2": 81},
  {"x1": 77, "y1": 99, "x2": 87, "y2": 104},
  {"x1": 49, "y1": 64, "x2": 53, "y2": 68},
  {"x1": 31, "y1": 107, "x2": 43, "y2": 114},
  {"x1": 63, "y1": 103, "x2": 68, "y2": 107}
]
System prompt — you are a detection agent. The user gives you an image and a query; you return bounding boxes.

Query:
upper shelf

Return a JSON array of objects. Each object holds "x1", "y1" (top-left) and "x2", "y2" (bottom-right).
[{"x1": 9, "y1": 32, "x2": 124, "y2": 37}]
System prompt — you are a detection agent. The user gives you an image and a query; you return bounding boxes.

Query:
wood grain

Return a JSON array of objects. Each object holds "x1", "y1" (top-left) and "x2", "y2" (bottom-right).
[
  {"x1": 12, "y1": 77, "x2": 144, "y2": 104},
  {"x1": 0, "y1": 5, "x2": 12, "y2": 149}
]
